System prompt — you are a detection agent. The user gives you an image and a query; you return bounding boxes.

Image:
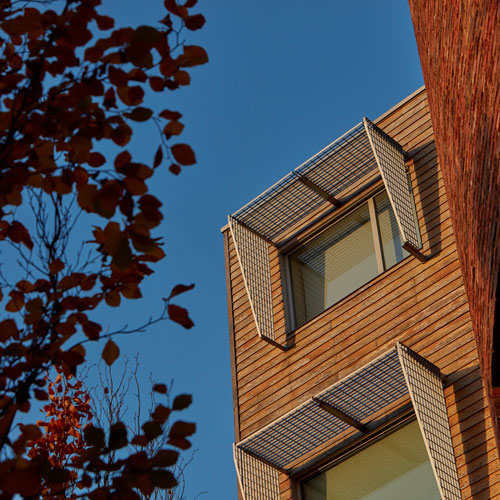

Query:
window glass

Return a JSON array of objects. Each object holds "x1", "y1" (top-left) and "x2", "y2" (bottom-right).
[
  {"x1": 302, "y1": 420, "x2": 440, "y2": 500},
  {"x1": 375, "y1": 191, "x2": 408, "y2": 268},
  {"x1": 290, "y1": 202, "x2": 378, "y2": 325},
  {"x1": 288, "y1": 191, "x2": 409, "y2": 328}
]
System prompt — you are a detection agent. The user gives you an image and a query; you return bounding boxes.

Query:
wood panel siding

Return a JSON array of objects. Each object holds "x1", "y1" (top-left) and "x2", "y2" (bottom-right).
[{"x1": 224, "y1": 89, "x2": 500, "y2": 498}]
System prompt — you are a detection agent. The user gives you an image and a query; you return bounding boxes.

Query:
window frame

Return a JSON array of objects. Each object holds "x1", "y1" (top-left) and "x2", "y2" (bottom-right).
[
  {"x1": 294, "y1": 411, "x2": 440, "y2": 500},
  {"x1": 282, "y1": 185, "x2": 408, "y2": 331}
]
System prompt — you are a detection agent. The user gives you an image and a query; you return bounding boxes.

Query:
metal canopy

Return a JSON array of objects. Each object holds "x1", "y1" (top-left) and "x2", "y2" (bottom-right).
[
  {"x1": 231, "y1": 122, "x2": 378, "y2": 242},
  {"x1": 229, "y1": 119, "x2": 424, "y2": 346},
  {"x1": 234, "y1": 343, "x2": 461, "y2": 500},
  {"x1": 237, "y1": 345, "x2": 407, "y2": 470}
]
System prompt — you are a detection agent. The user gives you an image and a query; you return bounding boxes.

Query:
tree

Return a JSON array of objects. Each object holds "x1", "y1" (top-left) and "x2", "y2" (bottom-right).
[
  {"x1": 26, "y1": 359, "x2": 201, "y2": 499},
  {"x1": 0, "y1": 0, "x2": 206, "y2": 497}
]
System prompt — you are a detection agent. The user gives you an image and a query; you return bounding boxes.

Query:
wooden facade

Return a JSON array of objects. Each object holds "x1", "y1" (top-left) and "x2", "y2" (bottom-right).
[{"x1": 223, "y1": 89, "x2": 500, "y2": 499}]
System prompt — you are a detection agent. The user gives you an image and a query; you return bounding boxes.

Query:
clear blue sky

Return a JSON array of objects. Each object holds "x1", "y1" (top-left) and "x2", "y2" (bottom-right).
[{"x1": 98, "y1": 1, "x2": 424, "y2": 498}]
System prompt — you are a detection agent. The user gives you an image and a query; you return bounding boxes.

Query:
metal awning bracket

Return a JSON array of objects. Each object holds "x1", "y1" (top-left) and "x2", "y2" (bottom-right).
[{"x1": 312, "y1": 397, "x2": 367, "y2": 433}]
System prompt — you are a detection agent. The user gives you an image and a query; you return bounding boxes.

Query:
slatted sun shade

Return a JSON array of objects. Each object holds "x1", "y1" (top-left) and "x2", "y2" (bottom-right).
[
  {"x1": 234, "y1": 344, "x2": 461, "y2": 500},
  {"x1": 229, "y1": 120, "x2": 422, "y2": 344},
  {"x1": 363, "y1": 118, "x2": 422, "y2": 251}
]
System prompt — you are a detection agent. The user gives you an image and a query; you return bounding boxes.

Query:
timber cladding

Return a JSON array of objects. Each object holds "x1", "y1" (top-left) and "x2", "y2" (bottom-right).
[{"x1": 223, "y1": 89, "x2": 500, "y2": 499}]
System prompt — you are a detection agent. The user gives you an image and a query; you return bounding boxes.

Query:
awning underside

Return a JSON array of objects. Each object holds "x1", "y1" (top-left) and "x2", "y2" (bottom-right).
[
  {"x1": 232, "y1": 122, "x2": 378, "y2": 242},
  {"x1": 238, "y1": 346, "x2": 408, "y2": 469}
]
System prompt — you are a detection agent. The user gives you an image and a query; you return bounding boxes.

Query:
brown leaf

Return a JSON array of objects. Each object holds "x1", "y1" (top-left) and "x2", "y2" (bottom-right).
[
  {"x1": 159, "y1": 109, "x2": 182, "y2": 121},
  {"x1": 173, "y1": 70, "x2": 190, "y2": 85},
  {"x1": 19, "y1": 423, "x2": 42, "y2": 441},
  {"x1": 168, "y1": 304, "x2": 194, "y2": 329},
  {"x1": 148, "y1": 469, "x2": 177, "y2": 489},
  {"x1": 102, "y1": 339, "x2": 119, "y2": 366},
  {"x1": 177, "y1": 45, "x2": 208, "y2": 67},
  {"x1": 149, "y1": 76, "x2": 164, "y2": 92},
  {"x1": 153, "y1": 383, "x2": 167, "y2": 394},
  {"x1": 151, "y1": 449, "x2": 179, "y2": 467},
  {"x1": 184, "y1": 14, "x2": 205, "y2": 31},
  {"x1": 109, "y1": 421, "x2": 128, "y2": 449},
  {"x1": 163, "y1": 120, "x2": 184, "y2": 137},
  {"x1": 85, "y1": 425, "x2": 105, "y2": 448},
  {"x1": 169, "y1": 164, "x2": 181, "y2": 175},
  {"x1": 48, "y1": 259, "x2": 64, "y2": 275},
  {"x1": 6, "y1": 290, "x2": 24, "y2": 312},
  {"x1": 167, "y1": 283, "x2": 195, "y2": 299},
  {"x1": 142, "y1": 420, "x2": 162, "y2": 440},
  {"x1": 89, "y1": 152, "x2": 106, "y2": 167},
  {"x1": 172, "y1": 394, "x2": 192, "y2": 410},
  {"x1": 169, "y1": 421, "x2": 196, "y2": 438},
  {"x1": 153, "y1": 146, "x2": 163, "y2": 168},
  {"x1": 171, "y1": 143, "x2": 196, "y2": 165},
  {"x1": 33, "y1": 388, "x2": 48, "y2": 401},
  {"x1": 125, "y1": 107, "x2": 153, "y2": 122},
  {"x1": 151, "y1": 404, "x2": 171, "y2": 424},
  {"x1": 105, "y1": 290, "x2": 121, "y2": 307},
  {"x1": 96, "y1": 15, "x2": 114, "y2": 30},
  {"x1": 109, "y1": 66, "x2": 129, "y2": 87},
  {"x1": 7, "y1": 221, "x2": 33, "y2": 250}
]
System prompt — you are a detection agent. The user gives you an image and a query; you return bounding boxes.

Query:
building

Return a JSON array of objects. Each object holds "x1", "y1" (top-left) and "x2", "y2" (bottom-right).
[
  {"x1": 408, "y1": 0, "x2": 500, "y2": 445},
  {"x1": 222, "y1": 88, "x2": 500, "y2": 499}
]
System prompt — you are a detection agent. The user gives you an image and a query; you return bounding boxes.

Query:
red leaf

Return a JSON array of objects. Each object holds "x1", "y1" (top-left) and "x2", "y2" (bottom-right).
[
  {"x1": 7, "y1": 221, "x2": 33, "y2": 250},
  {"x1": 169, "y1": 421, "x2": 196, "y2": 437},
  {"x1": 153, "y1": 383, "x2": 167, "y2": 394},
  {"x1": 177, "y1": 45, "x2": 208, "y2": 67},
  {"x1": 172, "y1": 394, "x2": 192, "y2": 410},
  {"x1": 125, "y1": 107, "x2": 153, "y2": 122},
  {"x1": 159, "y1": 109, "x2": 182, "y2": 121},
  {"x1": 153, "y1": 146, "x2": 163, "y2": 168},
  {"x1": 184, "y1": 14, "x2": 205, "y2": 31},
  {"x1": 171, "y1": 144, "x2": 196, "y2": 165},
  {"x1": 49, "y1": 258, "x2": 65, "y2": 274},
  {"x1": 163, "y1": 120, "x2": 184, "y2": 137},
  {"x1": 167, "y1": 283, "x2": 194, "y2": 299},
  {"x1": 34, "y1": 389, "x2": 48, "y2": 401},
  {"x1": 149, "y1": 76, "x2": 164, "y2": 92},
  {"x1": 168, "y1": 304, "x2": 194, "y2": 329},
  {"x1": 96, "y1": 15, "x2": 114, "y2": 30},
  {"x1": 109, "y1": 66, "x2": 129, "y2": 87},
  {"x1": 102, "y1": 339, "x2": 119, "y2": 366},
  {"x1": 169, "y1": 164, "x2": 181, "y2": 175},
  {"x1": 89, "y1": 152, "x2": 106, "y2": 167}
]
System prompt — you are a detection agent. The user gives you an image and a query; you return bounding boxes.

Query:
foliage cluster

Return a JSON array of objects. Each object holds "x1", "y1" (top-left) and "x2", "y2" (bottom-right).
[{"x1": 0, "y1": 0, "x2": 206, "y2": 497}]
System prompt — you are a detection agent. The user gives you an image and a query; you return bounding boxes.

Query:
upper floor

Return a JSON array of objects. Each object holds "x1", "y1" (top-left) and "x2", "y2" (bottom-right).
[{"x1": 223, "y1": 88, "x2": 500, "y2": 499}]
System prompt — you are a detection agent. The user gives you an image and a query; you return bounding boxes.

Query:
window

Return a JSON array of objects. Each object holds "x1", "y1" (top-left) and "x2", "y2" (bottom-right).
[
  {"x1": 301, "y1": 420, "x2": 441, "y2": 500},
  {"x1": 288, "y1": 190, "x2": 408, "y2": 327}
]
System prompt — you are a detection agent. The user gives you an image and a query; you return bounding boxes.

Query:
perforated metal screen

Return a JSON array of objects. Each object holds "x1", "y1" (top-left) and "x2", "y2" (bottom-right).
[
  {"x1": 398, "y1": 344, "x2": 461, "y2": 500},
  {"x1": 364, "y1": 118, "x2": 422, "y2": 249},
  {"x1": 234, "y1": 445, "x2": 281, "y2": 500},
  {"x1": 229, "y1": 119, "x2": 423, "y2": 346},
  {"x1": 232, "y1": 123, "x2": 378, "y2": 241},
  {"x1": 234, "y1": 344, "x2": 461, "y2": 500},
  {"x1": 228, "y1": 216, "x2": 275, "y2": 340}
]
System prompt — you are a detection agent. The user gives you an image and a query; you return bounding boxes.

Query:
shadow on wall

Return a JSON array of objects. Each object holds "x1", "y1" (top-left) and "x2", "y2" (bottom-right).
[
  {"x1": 448, "y1": 364, "x2": 495, "y2": 500},
  {"x1": 408, "y1": 140, "x2": 442, "y2": 259}
]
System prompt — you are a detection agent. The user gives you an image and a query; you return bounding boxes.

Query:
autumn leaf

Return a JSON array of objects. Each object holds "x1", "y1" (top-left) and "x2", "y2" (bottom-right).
[
  {"x1": 84, "y1": 425, "x2": 105, "y2": 448},
  {"x1": 172, "y1": 394, "x2": 192, "y2": 410},
  {"x1": 153, "y1": 146, "x2": 163, "y2": 168},
  {"x1": 108, "y1": 421, "x2": 128, "y2": 449},
  {"x1": 152, "y1": 383, "x2": 167, "y2": 394},
  {"x1": 102, "y1": 339, "x2": 119, "y2": 366},
  {"x1": 170, "y1": 144, "x2": 196, "y2": 165},
  {"x1": 152, "y1": 449, "x2": 178, "y2": 467},
  {"x1": 167, "y1": 283, "x2": 195, "y2": 299},
  {"x1": 168, "y1": 304, "x2": 194, "y2": 329}
]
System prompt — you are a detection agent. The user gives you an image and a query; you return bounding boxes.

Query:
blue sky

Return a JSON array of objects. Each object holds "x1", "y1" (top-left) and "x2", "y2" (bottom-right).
[{"x1": 97, "y1": 1, "x2": 424, "y2": 498}]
